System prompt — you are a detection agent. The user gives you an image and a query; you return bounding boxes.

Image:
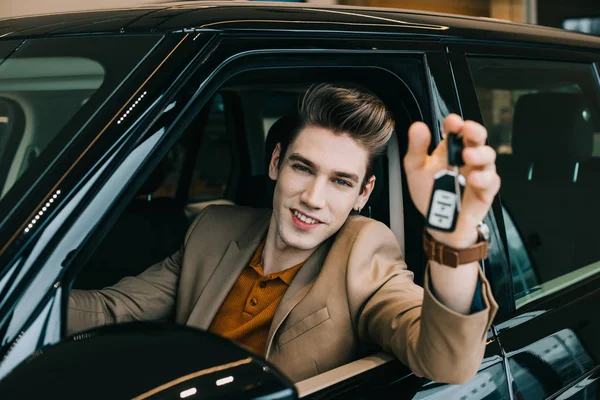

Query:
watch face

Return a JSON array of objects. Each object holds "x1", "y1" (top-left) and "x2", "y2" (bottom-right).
[{"x1": 478, "y1": 222, "x2": 490, "y2": 242}]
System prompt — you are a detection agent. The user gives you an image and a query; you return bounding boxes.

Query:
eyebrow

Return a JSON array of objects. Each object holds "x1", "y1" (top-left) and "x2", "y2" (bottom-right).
[{"x1": 288, "y1": 153, "x2": 360, "y2": 184}]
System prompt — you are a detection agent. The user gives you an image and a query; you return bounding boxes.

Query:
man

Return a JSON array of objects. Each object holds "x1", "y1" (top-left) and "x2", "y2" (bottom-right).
[{"x1": 68, "y1": 84, "x2": 500, "y2": 384}]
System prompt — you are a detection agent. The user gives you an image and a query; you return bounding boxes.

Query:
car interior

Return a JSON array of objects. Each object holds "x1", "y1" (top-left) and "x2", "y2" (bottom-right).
[
  {"x1": 65, "y1": 67, "x2": 427, "y2": 293},
  {"x1": 64, "y1": 68, "x2": 426, "y2": 390}
]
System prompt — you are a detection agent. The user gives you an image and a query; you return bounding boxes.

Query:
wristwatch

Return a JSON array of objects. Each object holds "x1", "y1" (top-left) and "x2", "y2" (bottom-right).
[{"x1": 423, "y1": 222, "x2": 490, "y2": 267}]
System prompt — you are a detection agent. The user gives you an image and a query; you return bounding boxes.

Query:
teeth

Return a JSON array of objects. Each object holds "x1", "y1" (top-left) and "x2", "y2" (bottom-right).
[{"x1": 294, "y1": 210, "x2": 318, "y2": 224}]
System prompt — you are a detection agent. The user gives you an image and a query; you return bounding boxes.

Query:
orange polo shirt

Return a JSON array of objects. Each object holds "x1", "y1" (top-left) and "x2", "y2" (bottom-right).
[{"x1": 208, "y1": 239, "x2": 304, "y2": 356}]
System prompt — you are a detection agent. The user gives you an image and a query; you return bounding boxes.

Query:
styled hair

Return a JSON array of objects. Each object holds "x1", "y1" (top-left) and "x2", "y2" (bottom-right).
[{"x1": 277, "y1": 83, "x2": 395, "y2": 189}]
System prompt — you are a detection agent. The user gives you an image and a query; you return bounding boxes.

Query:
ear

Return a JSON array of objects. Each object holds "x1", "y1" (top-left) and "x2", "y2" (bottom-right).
[
  {"x1": 268, "y1": 143, "x2": 282, "y2": 181},
  {"x1": 354, "y1": 175, "x2": 376, "y2": 211}
]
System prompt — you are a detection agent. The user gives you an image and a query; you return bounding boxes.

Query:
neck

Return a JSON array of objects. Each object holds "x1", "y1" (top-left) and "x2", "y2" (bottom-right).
[{"x1": 262, "y1": 216, "x2": 316, "y2": 275}]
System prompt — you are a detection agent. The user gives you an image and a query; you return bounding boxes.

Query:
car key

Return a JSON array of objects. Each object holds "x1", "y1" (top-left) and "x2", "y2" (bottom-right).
[{"x1": 425, "y1": 132, "x2": 465, "y2": 232}]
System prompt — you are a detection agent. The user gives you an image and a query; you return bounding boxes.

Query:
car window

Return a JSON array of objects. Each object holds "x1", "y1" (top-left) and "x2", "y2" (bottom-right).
[
  {"x1": 63, "y1": 53, "x2": 431, "y2": 396},
  {"x1": 468, "y1": 57, "x2": 600, "y2": 307},
  {"x1": 0, "y1": 35, "x2": 161, "y2": 216}
]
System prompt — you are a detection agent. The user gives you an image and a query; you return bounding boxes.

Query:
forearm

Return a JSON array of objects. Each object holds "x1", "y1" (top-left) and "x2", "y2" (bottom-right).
[
  {"x1": 360, "y1": 265, "x2": 496, "y2": 384},
  {"x1": 67, "y1": 289, "x2": 118, "y2": 336},
  {"x1": 429, "y1": 260, "x2": 480, "y2": 315},
  {"x1": 67, "y1": 253, "x2": 181, "y2": 336}
]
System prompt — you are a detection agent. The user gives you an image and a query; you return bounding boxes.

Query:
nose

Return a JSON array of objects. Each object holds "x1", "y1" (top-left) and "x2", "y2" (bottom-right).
[{"x1": 300, "y1": 176, "x2": 327, "y2": 210}]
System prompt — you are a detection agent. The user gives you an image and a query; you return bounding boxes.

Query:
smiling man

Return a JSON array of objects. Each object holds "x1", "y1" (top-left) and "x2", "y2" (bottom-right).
[{"x1": 68, "y1": 84, "x2": 500, "y2": 384}]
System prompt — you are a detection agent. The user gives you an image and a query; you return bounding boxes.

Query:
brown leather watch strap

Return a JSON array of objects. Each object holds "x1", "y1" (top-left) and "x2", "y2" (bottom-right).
[{"x1": 423, "y1": 231, "x2": 489, "y2": 267}]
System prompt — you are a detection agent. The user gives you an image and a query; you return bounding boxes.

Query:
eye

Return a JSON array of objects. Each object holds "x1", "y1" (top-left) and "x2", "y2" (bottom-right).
[
  {"x1": 333, "y1": 179, "x2": 352, "y2": 188},
  {"x1": 292, "y1": 164, "x2": 311, "y2": 174}
]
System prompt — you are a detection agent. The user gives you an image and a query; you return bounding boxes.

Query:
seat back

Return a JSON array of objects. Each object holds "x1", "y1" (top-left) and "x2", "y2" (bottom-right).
[{"x1": 74, "y1": 158, "x2": 189, "y2": 289}]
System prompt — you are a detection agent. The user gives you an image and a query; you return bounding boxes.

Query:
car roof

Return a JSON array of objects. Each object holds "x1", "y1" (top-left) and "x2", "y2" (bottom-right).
[{"x1": 1, "y1": 1, "x2": 600, "y2": 50}]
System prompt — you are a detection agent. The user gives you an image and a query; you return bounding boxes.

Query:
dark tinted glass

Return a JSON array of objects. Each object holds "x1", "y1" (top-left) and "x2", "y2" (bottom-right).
[
  {"x1": 0, "y1": 35, "x2": 160, "y2": 214},
  {"x1": 468, "y1": 57, "x2": 600, "y2": 307}
]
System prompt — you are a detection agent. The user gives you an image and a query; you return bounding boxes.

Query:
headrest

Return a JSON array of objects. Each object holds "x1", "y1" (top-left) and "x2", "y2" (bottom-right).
[
  {"x1": 512, "y1": 93, "x2": 594, "y2": 162},
  {"x1": 264, "y1": 113, "x2": 300, "y2": 168}
]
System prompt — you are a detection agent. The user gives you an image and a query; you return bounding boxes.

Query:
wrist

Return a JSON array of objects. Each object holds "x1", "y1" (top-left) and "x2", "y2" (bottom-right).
[
  {"x1": 423, "y1": 229, "x2": 489, "y2": 267},
  {"x1": 425, "y1": 227, "x2": 478, "y2": 249}
]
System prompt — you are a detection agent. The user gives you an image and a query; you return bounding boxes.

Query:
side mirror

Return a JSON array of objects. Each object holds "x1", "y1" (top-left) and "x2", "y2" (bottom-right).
[{"x1": 0, "y1": 322, "x2": 297, "y2": 399}]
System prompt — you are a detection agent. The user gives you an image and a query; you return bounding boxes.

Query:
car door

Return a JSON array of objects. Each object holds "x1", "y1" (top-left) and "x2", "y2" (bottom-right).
[{"x1": 449, "y1": 41, "x2": 600, "y2": 399}]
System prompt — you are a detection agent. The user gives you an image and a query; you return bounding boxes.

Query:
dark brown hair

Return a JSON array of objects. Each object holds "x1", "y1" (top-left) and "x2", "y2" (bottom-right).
[{"x1": 278, "y1": 83, "x2": 394, "y2": 189}]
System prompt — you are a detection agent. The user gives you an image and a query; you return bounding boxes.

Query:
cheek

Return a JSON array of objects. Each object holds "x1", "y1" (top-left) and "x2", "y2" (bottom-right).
[
  {"x1": 275, "y1": 170, "x2": 305, "y2": 199},
  {"x1": 327, "y1": 188, "x2": 357, "y2": 215}
]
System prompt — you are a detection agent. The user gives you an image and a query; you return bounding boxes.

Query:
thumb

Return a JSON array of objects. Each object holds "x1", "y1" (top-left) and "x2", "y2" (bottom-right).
[{"x1": 404, "y1": 121, "x2": 432, "y2": 171}]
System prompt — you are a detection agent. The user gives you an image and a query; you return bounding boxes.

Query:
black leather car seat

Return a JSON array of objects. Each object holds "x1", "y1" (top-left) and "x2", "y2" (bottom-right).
[
  {"x1": 497, "y1": 92, "x2": 595, "y2": 282},
  {"x1": 74, "y1": 158, "x2": 189, "y2": 290}
]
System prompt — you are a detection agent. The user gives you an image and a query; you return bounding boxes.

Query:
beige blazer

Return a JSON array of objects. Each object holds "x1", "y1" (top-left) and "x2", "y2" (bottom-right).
[{"x1": 68, "y1": 205, "x2": 498, "y2": 384}]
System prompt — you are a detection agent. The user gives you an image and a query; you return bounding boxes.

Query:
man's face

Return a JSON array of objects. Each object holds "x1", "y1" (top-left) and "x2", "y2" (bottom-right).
[{"x1": 268, "y1": 125, "x2": 375, "y2": 251}]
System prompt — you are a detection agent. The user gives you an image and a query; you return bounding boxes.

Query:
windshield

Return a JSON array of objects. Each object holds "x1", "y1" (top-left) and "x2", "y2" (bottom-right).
[{"x1": 0, "y1": 35, "x2": 161, "y2": 210}]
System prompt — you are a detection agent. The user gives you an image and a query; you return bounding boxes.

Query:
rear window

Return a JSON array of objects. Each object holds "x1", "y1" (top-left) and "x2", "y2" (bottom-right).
[
  {"x1": 468, "y1": 57, "x2": 600, "y2": 307},
  {"x1": 0, "y1": 35, "x2": 160, "y2": 208}
]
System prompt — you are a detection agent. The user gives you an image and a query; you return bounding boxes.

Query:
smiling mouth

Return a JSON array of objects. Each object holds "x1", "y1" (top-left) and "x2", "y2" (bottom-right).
[{"x1": 291, "y1": 209, "x2": 322, "y2": 225}]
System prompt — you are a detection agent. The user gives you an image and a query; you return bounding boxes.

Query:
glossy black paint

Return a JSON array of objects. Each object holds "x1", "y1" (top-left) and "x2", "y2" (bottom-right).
[
  {"x1": 0, "y1": 3, "x2": 598, "y2": 400},
  {"x1": 0, "y1": 322, "x2": 296, "y2": 399},
  {"x1": 0, "y1": 2, "x2": 599, "y2": 51}
]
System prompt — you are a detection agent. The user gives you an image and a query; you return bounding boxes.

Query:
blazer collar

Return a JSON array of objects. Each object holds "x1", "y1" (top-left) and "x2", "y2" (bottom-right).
[{"x1": 186, "y1": 209, "x2": 271, "y2": 330}]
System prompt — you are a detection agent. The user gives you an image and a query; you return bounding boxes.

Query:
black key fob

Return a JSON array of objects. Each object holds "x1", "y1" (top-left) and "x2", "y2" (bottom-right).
[
  {"x1": 425, "y1": 170, "x2": 461, "y2": 232},
  {"x1": 425, "y1": 132, "x2": 466, "y2": 232},
  {"x1": 447, "y1": 132, "x2": 465, "y2": 167}
]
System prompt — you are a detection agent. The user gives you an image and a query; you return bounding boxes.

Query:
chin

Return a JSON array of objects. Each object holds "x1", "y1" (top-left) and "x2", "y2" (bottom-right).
[
  {"x1": 279, "y1": 226, "x2": 324, "y2": 251},
  {"x1": 283, "y1": 233, "x2": 321, "y2": 251}
]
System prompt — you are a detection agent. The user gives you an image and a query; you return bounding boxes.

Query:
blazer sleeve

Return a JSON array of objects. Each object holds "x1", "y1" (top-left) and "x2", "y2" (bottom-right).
[
  {"x1": 346, "y1": 219, "x2": 498, "y2": 384},
  {"x1": 67, "y1": 251, "x2": 182, "y2": 336},
  {"x1": 66, "y1": 206, "x2": 211, "y2": 337}
]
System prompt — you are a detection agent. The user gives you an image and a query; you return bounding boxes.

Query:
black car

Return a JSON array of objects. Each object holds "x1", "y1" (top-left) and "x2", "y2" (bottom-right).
[{"x1": 0, "y1": 2, "x2": 598, "y2": 399}]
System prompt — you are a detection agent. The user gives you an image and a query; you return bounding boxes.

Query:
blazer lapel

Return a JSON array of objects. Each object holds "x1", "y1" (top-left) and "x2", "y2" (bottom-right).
[
  {"x1": 265, "y1": 239, "x2": 331, "y2": 359},
  {"x1": 186, "y1": 211, "x2": 271, "y2": 330}
]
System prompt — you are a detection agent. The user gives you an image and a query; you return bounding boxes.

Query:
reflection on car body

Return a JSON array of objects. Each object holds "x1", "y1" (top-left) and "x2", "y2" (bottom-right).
[
  {"x1": 0, "y1": 2, "x2": 599, "y2": 399},
  {"x1": 509, "y1": 329, "x2": 596, "y2": 399}
]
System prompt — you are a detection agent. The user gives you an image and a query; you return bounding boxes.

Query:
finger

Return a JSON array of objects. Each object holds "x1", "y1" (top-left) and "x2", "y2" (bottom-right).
[
  {"x1": 459, "y1": 120, "x2": 488, "y2": 147},
  {"x1": 467, "y1": 167, "x2": 501, "y2": 195},
  {"x1": 458, "y1": 169, "x2": 501, "y2": 225},
  {"x1": 442, "y1": 113, "x2": 465, "y2": 138},
  {"x1": 462, "y1": 146, "x2": 496, "y2": 167},
  {"x1": 404, "y1": 121, "x2": 432, "y2": 170}
]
